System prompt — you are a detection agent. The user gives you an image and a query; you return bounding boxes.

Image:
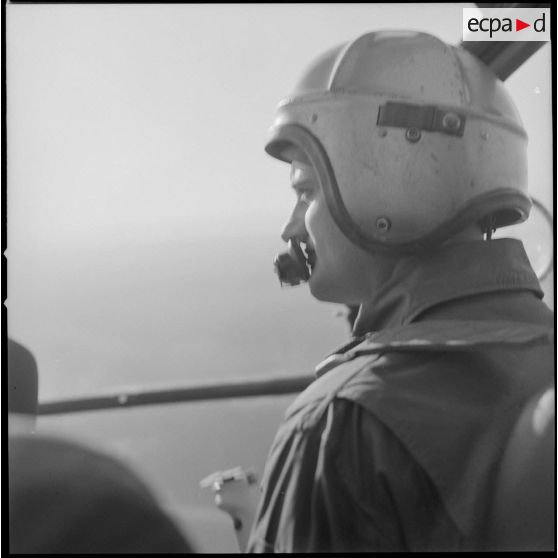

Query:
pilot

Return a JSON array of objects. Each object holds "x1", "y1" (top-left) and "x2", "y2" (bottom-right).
[{"x1": 247, "y1": 31, "x2": 554, "y2": 552}]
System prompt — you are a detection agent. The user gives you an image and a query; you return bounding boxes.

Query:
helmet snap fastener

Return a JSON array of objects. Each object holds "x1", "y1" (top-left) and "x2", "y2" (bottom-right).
[
  {"x1": 377, "y1": 128, "x2": 387, "y2": 137},
  {"x1": 311, "y1": 113, "x2": 318, "y2": 123},
  {"x1": 405, "y1": 127, "x2": 421, "y2": 143},
  {"x1": 480, "y1": 130, "x2": 489, "y2": 140},
  {"x1": 442, "y1": 112, "x2": 461, "y2": 132},
  {"x1": 376, "y1": 217, "x2": 391, "y2": 232}
]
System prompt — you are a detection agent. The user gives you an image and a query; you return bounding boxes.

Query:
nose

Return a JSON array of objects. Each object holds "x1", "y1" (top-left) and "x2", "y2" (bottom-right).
[{"x1": 280, "y1": 203, "x2": 307, "y2": 242}]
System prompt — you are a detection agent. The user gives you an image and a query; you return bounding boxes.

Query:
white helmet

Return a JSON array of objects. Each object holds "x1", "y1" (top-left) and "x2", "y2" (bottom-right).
[{"x1": 266, "y1": 31, "x2": 530, "y2": 253}]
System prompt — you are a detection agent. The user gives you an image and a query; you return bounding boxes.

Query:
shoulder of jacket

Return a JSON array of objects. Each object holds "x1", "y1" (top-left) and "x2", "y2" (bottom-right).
[
  {"x1": 315, "y1": 319, "x2": 553, "y2": 377},
  {"x1": 282, "y1": 319, "x2": 552, "y2": 429}
]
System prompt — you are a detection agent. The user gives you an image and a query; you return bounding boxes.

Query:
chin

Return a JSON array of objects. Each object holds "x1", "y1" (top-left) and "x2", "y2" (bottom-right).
[{"x1": 308, "y1": 274, "x2": 349, "y2": 304}]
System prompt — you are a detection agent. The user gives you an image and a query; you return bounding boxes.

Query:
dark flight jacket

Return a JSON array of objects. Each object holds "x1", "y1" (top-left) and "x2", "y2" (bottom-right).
[{"x1": 247, "y1": 239, "x2": 554, "y2": 552}]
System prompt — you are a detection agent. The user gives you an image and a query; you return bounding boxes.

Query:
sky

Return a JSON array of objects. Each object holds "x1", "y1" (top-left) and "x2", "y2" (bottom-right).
[
  {"x1": 6, "y1": 3, "x2": 554, "y2": 401},
  {"x1": 7, "y1": 4, "x2": 475, "y2": 243}
]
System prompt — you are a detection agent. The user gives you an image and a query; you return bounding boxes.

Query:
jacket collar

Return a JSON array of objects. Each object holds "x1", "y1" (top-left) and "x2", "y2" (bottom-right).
[{"x1": 352, "y1": 238, "x2": 542, "y2": 337}]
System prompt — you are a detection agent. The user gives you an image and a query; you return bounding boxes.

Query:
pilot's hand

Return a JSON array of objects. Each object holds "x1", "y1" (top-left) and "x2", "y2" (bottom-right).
[
  {"x1": 200, "y1": 466, "x2": 260, "y2": 551},
  {"x1": 214, "y1": 477, "x2": 259, "y2": 521}
]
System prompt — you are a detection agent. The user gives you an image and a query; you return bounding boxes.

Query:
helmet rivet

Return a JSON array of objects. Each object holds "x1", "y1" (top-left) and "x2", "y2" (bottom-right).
[
  {"x1": 442, "y1": 112, "x2": 461, "y2": 131},
  {"x1": 378, "y1": 128, "x2": 387, "y2": 137},
  {"x1": 376, "y1": 217, "x2": 391, "y2": 232},
  {"x1": 480, "y1": 130, "x2": 489, "y2": 140},
  {"x1": 405, "y1": 127, "x2": 421, "y2": 143},
  {"x1": 311, "y1": 114, "x2": 318, "y2": 123}
]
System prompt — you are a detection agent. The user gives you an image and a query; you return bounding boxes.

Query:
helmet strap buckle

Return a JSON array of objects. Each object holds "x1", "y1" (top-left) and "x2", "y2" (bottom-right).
[
  {"x1": 377, "y1": 102, "x2": 466, "y2": 137},
  {"x1": 481, "y1": 215, "x2": 498, "y2": 241}
]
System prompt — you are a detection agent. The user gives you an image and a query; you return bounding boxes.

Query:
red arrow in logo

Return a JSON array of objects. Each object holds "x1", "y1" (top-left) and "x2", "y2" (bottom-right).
[{"x1": 516, "y1": 18, "x2": 530, "y2": 31}]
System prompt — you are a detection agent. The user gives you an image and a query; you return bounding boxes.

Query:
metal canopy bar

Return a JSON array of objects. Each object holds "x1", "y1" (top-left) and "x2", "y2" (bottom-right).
[
  {"x1": 37, "y1": 375, "x2": 314, "y2": 416},
  {"x1": 460, "y1": 3, "x2": 549, "y2": 80},
  {"x1": 462, "y1": 40, "x2": 547, "y2": 81}
]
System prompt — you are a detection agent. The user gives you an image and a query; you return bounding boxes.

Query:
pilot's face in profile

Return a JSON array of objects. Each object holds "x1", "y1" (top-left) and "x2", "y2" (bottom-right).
[{"x1": 281, "y1": 158, "x2": 384, "y2": 304}]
